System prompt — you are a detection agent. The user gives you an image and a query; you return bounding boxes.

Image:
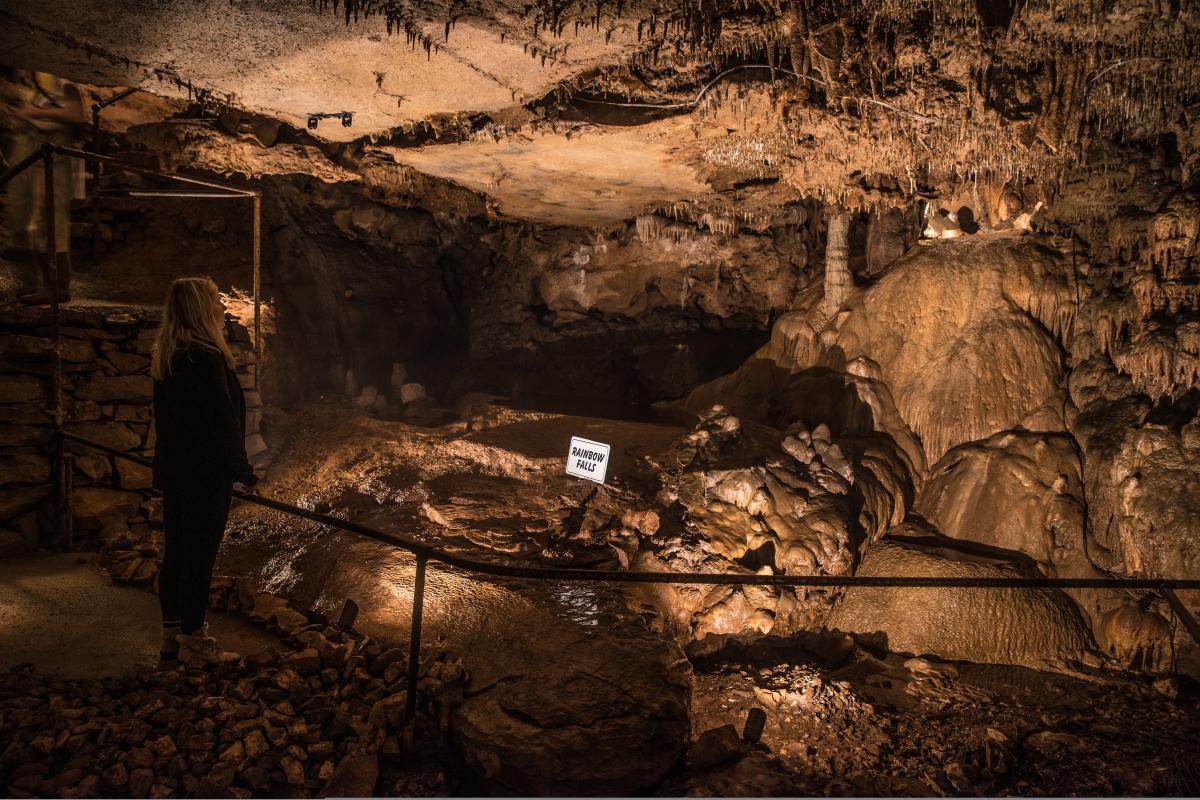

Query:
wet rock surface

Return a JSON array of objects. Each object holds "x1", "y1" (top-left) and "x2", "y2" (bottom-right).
[{"x1": 216, "y1": 404, "x2": 694, "y2": 794}]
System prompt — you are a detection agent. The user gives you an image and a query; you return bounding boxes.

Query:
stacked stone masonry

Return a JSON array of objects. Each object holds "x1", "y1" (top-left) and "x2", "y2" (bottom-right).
[{"x1": 0, "y1": 305, "x2": 264, "y2": 560}]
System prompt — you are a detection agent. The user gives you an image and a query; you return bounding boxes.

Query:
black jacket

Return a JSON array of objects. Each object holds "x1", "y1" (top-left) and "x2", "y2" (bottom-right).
[{"x1": 152, "y1": 343, "x2": 257, "y2": 490}]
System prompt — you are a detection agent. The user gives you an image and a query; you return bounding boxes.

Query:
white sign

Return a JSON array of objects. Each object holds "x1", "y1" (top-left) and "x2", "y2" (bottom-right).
[{"x1": 566, "y1": 436, "x2": 610, "y2": 484}]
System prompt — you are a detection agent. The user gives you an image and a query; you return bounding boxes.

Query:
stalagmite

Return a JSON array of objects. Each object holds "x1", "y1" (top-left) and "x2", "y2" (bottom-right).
[{"x1": 821, "y1": 210, "x2": 851, "y2": 319}]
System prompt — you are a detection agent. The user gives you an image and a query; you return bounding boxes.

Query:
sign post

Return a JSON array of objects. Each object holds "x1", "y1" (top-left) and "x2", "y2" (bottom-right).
[{"x1": 566, "y1": 436, "x2": 610, "y2": 484}]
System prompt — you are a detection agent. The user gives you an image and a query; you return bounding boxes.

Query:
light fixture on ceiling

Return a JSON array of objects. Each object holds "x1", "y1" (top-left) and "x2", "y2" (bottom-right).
[{"x1": 307, "y1": 111, "x2": 354, "y2": 130}]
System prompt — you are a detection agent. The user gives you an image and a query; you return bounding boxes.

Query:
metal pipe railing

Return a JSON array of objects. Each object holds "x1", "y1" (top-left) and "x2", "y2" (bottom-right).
[
  {"x1": 0, "y1": 140, "x2": 264, "y2": 513},
  {"x1": 90, "y1": 86, "x2": 140, "y2": 261},
  {"x1": 61, "y1": 429, "x2": 1200, "y2": 721},
  {"x1": 59, "y1": 430, "x2": 1200, "y2": 592}
]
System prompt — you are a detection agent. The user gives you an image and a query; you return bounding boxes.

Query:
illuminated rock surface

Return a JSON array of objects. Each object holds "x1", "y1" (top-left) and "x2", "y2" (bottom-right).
[{"x1": 2, "y1": 0, "x2": 1200, "y2": 794}]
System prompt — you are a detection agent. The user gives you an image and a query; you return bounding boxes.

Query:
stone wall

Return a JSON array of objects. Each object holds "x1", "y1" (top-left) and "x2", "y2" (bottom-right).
[{"x1": 0, "y1": 305, "x2": 264, "y2": 558}]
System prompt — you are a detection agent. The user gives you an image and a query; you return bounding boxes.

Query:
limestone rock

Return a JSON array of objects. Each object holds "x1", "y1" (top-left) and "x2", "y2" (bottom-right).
[
  {"x1": 686, "y1": 724, "x2": 748, "y2": 770},
  {"x1": 1071, "y1": 397, "x2": 1200, "y2": 583},
  {"x1": 828, "y1": 536, "x2": 1097, "y2": 670},
  {"x1": 0, "y1": 376, "x2": 46, "y2": 403},
  {"x1": 0, "y1": 424, "x2": 50, "y2": 447},
  {"x1": 116, "y1": 460, "x2": 154, "y2": 490},
  {"x1": 319, "y1": 752, "x2": 378, "y2": 798},
  {"x1": 0, "y1": 452, "x2": 50, "y2": 486},
  {"x1": 71, "y1": 488, "x2": 142, "y2": 529},
  {"x1": 683, "y1": 238, "x2": 1076, "y2": 463},
  {"x1": 72, "y1": 454, "x2": 112, "y2": 483},
  {"x1": 632, "y1": 407, "x2": 912, "y2": 641},
  {"x1": 103, "y1": 351, "x2": 150, "y2": 374},
  {"x1": 451, "y1": 632, "x2": 690, "y2": 795},
  {"x1": 353, "y1": 386, "x2": 378, "y2": 408},
  {"x1": 0, "y1": 486, "x2": 49, "y2": 524},
  {"x1": 75, "y1": 375, "x2": 153, "y2": 402},
  {"x1": 919, "y1": 430, "x2": 1086, "y2": 568},
  {"x1": 67, "y1": 421, "x2": 141, "y2": 452},
  {"x1": 399, "y1": 382, "x2": 427, "y2": 404}
]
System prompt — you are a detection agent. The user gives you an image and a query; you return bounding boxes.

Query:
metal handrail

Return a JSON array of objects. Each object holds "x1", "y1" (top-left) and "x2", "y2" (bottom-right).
[
  {"x1": 0, "y1": 142, "x2": 265, "y2": 527},
  {"x1": 61, "y1": 430, "x2": 1200, "y2": 721}
]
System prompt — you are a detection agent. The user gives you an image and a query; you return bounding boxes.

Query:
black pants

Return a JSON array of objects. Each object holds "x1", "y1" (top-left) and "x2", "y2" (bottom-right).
[{"x1": 159, "y1": 479, "x2": 233, "y2": 635}]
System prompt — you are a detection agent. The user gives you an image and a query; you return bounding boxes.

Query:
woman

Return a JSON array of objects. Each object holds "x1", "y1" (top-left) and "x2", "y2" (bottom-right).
[{"x1": 151, "y1": 277, "x2": 258, "y2": 665}]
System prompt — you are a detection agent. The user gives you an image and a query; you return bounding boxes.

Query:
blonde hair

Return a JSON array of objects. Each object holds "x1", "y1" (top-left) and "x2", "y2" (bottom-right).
[{"x1": 151, "y1": 277, "x2": 236, "y2": 379}]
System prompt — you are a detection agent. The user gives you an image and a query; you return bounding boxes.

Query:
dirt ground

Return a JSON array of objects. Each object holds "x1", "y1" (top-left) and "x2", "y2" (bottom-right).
[{"x1": 0, "y1": 553, "x2": 276, "y2": 679}]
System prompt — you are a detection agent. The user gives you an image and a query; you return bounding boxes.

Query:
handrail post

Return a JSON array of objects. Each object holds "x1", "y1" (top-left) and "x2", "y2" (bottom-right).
[
  {"x1": 90, "y1": 102, "x2": 102, "y2": 262},
  {"x1": 44, "y1": 144, "x2": 68, "y2": 550},
  {"x1": 405, "y1": 554, "x2": 428, "y2": 723},
  {"x1": 252, "y1": 192, "x2": 262, "y2": 389}
]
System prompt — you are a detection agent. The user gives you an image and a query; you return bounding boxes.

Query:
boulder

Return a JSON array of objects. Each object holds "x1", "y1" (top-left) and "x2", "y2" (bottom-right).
[
  {"x1": 0, "y1": 452, "x2": 50, "y2": 486},
  {"x1": 827, "y1": 534, "x2": 1097, "y2": 670},
  {"x1": 67, "y1": 421, "x2": 142, "y2": 452},
  {"x1": 103, "y1": 351, "x2": 150, "y2": 374},
  {"x1": 0, "y1": 486, "x2": 49, "y2": 523},
  {"x1": 75, "y1": 375, "x2": 153, "y2": 403},
  {"x1": 0, "y1": 376, "x2": 46, "y2": 403},
  {"x1": 113, "y1": 405, "x2": 152, "y2": 423},
  {"x1": 686, "y1": 725, "x2": 748, "y2": 770},
  {"x1": 452, "y1": 631, "x2": 690, "y2": 795},
  {"x1": 353, "y1": 386, "x2": 379, "y2": 409},
  {"x1": 71, "y1": 488, "x2": 142, "y2": 530},
  {"x1": 318, "y1": 752, "x2": 378, "y2": 798},
  {"x1": 919, "y1": 430, "x2": 1085, "y2": 567},
  {"x1": 0, "y1": 424, "x2": 51, "y2": 447},
  {"x1": 0, "y1": 404, "x2": 49, "y2": 424},
  {"x1": 399, "y1": 382, "x2": 427, "y2": 404},
  {"x1": 73, "y1": 454, "x2": 112, "y2": 483},
  {"x1": 116, "y1": 460, "x2": 154, "y2": 491}
]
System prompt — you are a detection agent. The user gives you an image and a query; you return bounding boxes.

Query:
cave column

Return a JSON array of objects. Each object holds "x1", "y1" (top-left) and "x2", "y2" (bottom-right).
[{"x1": 821, "y1": 209, "x2": 851, "y2": 319}]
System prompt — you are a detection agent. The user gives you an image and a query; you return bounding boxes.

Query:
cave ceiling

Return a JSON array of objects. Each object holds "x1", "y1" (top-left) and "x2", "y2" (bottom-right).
[{"x1": 2, "y1": 0, "x2": 1198, "y2": 227}]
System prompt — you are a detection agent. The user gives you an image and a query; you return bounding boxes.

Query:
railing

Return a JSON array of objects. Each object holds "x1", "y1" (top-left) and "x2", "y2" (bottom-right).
[
  {"x1": 61, "y1": 432, "x2": 1200, "y2": 722},
  {"x1": 0, "y1": 143, "x2": 262, "y2": 550}
]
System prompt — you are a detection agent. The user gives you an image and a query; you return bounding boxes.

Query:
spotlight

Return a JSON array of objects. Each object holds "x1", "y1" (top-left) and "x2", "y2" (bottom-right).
[{"x1": 307, "y1": 111, "x2": 354, "y2": 130}]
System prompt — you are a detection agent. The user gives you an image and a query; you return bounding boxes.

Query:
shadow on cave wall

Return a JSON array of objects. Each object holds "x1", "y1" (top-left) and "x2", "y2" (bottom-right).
[{"x1": 258, "y1": 176, "x2": 778, "y2": 415}]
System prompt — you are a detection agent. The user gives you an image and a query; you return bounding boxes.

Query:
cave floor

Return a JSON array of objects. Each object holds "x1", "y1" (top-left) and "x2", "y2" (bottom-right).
[
  {"x1": 0, "y1": 553, "x2": 276, "y2": 679},
  {"x1": 674, "y1": 644, "x2": 1200, "y2": 796},
  {"x1": 213, "y1": 401, "x2": 1200, "y2": 796}
]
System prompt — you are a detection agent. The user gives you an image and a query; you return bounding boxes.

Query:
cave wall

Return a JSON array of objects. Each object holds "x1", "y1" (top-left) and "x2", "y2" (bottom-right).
[
  {"x1": 0, "y1": 306, "x2": 262, "y2": 559},
  {"x1": 255, "y1": 173, "x2": 822, "y2": 412}
]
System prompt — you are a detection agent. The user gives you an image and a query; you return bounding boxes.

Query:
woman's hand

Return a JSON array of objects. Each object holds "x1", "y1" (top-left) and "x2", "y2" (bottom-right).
[{"x1": 234, "y1": 481, "x2": 259, "y2": 496}]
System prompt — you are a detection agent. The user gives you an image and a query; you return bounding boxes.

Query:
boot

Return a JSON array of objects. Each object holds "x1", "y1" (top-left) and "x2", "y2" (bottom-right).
[
  {"x1": 157, "y1": 622, "x2": 182, "y2": 667},
  {"x1": 19, "y1": 253, "x2": 71, "y2": 305},
  {"x1": 177, "y1": 623, "x2": 240, "y2": 666}
]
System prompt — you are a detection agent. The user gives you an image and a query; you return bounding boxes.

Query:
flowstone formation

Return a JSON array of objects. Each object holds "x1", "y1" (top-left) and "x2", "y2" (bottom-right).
[
  {"x1": 656, "y1": 232, "x2": 1196, "y2": 674},
  {"x1": 630, "y1": 401, "x2": 913, "y2": 644}
]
